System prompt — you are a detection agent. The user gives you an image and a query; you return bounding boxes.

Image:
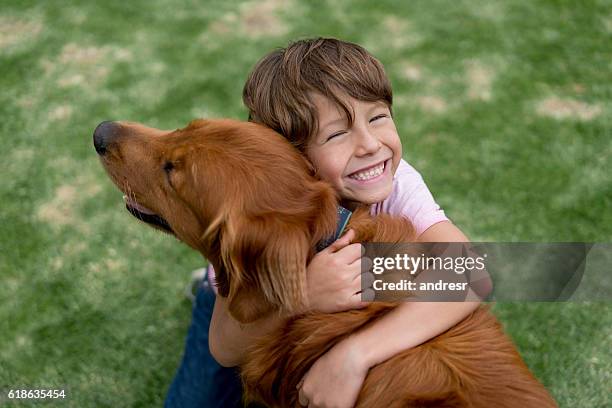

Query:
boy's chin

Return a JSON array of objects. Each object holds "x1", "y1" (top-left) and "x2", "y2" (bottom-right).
[{"x1": 343, "y1": 186, "x2": 393, "y2": 207}]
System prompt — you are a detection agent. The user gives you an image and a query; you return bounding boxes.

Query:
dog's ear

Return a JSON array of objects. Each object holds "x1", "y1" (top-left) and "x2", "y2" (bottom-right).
[
  {"x1": 220, "y1": 214, "x2": 310, "y2": 323},
  {"x1": 226, "y1": 286, "x2": 275, "y2": 324}
]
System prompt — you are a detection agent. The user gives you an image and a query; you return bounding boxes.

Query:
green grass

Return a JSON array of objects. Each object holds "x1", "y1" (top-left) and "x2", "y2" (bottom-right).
[{"x1": 0, "y1": 0, "x2": 610, "y2": 406}]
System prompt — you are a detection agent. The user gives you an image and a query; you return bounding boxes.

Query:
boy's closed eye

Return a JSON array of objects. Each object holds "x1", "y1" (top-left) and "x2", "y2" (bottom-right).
[
  {"x1": 326, "y1": 130, "x2": 347, "y2": 142},
  {"x1": 325, "y1": 113, "x2": 390, "y2": 142},
  {"x1": 370, "y1": 113, "x2": 389, "y2": 123}
]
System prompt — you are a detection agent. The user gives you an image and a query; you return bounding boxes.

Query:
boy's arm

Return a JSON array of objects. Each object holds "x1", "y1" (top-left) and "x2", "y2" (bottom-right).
[
  {"x1": 209, "y1": 295, "x2": 284, "y2": 367},
  {"x1": 348, "y1": 302, "x2": 481, "y2": 371},
  {"x1": 353, "y1": 220, "x2": 487, "y2": 366},
  {"x1": 417, "y1": 219, "x2": 466, "y2": 242},
  {"x1": 298, "y1": 221, "x2": 492, "y2": 407},
  {"x1": 297, "y1": 299, "x2": 481, "y2": 407}
]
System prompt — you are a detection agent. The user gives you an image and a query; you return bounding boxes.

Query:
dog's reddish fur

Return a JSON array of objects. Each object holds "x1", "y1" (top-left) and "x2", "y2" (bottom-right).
[{"x1": 96, "y1": 118, "x2": 557, "y2": 407}]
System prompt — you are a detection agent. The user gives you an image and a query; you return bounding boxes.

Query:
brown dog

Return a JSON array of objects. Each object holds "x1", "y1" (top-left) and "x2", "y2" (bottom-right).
[{"x1": 94, "y1": 118, "x2": 557, "y2": 407}]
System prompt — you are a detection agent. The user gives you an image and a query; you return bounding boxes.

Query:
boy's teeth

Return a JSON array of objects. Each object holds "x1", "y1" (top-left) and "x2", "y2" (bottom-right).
[{"x1": 349, "y1": 162, "x2": 385, "y2": 181}]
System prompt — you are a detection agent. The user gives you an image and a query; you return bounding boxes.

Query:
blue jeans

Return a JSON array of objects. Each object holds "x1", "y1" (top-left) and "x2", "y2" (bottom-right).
[{"x1": 164, "y1": 282, "x2": 245, "y2": 408}]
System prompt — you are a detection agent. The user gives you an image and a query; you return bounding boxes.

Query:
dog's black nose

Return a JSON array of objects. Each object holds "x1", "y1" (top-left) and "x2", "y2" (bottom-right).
[{"x1": 93, "y1": 121, "x2": 120, "y2": 155}]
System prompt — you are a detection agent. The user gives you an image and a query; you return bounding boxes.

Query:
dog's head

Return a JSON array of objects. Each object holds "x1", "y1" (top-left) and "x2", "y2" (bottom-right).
[{"x1": 94, "y1": 119, "x2": 338, "y2": 322}]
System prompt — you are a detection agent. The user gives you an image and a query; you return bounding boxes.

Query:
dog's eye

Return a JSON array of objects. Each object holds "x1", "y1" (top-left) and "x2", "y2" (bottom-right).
[{"x1": 163, "y1": 161, "x2": 174, "y2": 173}]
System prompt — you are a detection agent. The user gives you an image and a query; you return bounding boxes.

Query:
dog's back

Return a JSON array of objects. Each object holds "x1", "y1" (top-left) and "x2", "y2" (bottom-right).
[{"x1": 241, "y1": 210, "x2": 557, "y2": 408}]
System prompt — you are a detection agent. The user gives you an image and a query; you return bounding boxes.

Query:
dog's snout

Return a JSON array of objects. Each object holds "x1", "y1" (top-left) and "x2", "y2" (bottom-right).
[{"x1": 93, "y1": 121, "x2": 121, "y2": 155}]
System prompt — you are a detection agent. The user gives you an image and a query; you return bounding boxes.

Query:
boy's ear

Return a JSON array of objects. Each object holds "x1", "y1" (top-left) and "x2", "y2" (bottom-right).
[{"x1": 219, "y1": 214, "x2": 310, "y2": 323}]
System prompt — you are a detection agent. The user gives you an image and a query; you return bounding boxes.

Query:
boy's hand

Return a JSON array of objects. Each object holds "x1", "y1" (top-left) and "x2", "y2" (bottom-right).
[
  {"x1": 305, "y1": 229, "x2": 370, "y2": 313},
  {"x1": 297, "y1": 338, "x2": 368, "y2": 408}
]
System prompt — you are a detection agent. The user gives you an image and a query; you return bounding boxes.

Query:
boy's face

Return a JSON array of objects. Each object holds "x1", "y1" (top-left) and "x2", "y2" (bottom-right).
[{"x1": 306, "y1": 93, "x2": 402, "y2": 206}]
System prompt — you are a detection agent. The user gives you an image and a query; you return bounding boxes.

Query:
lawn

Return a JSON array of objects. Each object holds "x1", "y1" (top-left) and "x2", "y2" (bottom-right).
[{"x1": 0, "y1": 0, "x2": 610, "y2": 406}]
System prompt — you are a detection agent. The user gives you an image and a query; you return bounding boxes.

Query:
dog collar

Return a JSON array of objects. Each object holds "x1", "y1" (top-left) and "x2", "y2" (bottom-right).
[{"x1": 316, "y1": 206, "x2": 352, "y2": 252}]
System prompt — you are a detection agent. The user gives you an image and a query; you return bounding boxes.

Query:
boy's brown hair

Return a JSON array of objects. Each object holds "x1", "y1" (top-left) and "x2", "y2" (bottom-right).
[{"x1": 242, "y1": 37, "x2": 393, "y2": 151}]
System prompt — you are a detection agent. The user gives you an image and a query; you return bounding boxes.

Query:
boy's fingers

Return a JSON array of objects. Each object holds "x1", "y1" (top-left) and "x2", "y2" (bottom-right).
[
  {"x1": 342, "y1": 228, "x2": 356, "y2": 242},
  {"x1": 361, "y1": 257, "x2": 373, "y2": 274},
  {"x1": 359, "y1": 271, "x2": 376, "y2": 288},
  {"x1": 349, "y1": 256, "x2": 372, "y2": 280},
  {"x1": 351, "y1": 289, "x2": 374, "y2": 306},
  {"x1": 328, "y1": 228, "x2": 355, "y2": 252},
  {"x1": 350, "y1": 271, "x2": 374, "y2": 296},
  {"x1": 361, "y1": 287, "x2": 376, "y2": 302},
  {"x1": 342, "y1": 244, "x2": 364, "y2": 265}
]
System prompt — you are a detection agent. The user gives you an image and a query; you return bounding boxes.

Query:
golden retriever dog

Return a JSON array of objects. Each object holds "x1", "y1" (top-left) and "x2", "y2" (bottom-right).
[{"x1": 94, "y1": 118, "x2": 557, "y2": 407}]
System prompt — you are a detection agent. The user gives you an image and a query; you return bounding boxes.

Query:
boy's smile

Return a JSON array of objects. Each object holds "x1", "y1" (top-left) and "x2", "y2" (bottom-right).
[{"x1": 306, "y1": 93, "x2": 402, "y2": 207}]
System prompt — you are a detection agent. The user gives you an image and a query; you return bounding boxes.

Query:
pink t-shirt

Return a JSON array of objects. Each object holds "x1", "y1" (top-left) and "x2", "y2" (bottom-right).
[
  {"x1": 370, "y1": 158, "x2": 448, "y2": 236},
  {"x1": 206, "y1": 159, "x2": 448, "y2": 289}
]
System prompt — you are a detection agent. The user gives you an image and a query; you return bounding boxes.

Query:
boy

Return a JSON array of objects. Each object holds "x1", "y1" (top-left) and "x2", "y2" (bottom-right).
[{"x1": 166, "y1": 38, "x2": 485, "y2": 408}]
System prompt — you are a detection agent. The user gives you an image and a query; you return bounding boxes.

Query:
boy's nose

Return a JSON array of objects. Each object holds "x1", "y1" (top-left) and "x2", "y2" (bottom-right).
[{"x1": 354, "y1": 129, "x2": 382, "y2": 155}]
